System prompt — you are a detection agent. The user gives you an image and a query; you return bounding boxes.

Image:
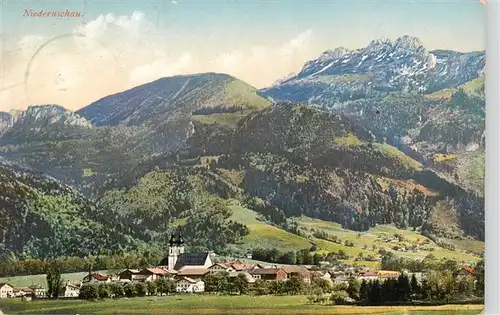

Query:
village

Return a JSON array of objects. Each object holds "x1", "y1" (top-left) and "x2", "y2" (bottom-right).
[{"x1": 0, "y1": 233, "x2": 477, "y2": 301}]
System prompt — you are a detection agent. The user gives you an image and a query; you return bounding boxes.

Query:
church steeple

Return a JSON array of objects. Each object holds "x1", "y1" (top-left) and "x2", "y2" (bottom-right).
[
  {"x1": 168, "y1": 233, "x2": 176, "y2": 247},
  {"x1": 176, "y1": 232, "x2": 184, "y2": 246}
]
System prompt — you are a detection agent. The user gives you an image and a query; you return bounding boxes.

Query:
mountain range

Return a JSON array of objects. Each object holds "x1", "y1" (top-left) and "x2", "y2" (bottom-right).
[
  {"x1": 0, "y1": 35, "x2": 485, "y2": 264},
  {"x1": 262, "y1": 35, "x2": 485, "y2": 104}
]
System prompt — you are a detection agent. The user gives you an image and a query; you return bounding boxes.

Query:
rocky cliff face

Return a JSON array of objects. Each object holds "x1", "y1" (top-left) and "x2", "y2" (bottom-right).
[
  {"x1": 0, "y1": 112, "x2": 13, "y2": 135},
  {"x1": 262, "y1": 35, "x2": 485, "y2": 105},
  {"x1": 0, "y1": 105, "x2": 92, "y2": 144}
]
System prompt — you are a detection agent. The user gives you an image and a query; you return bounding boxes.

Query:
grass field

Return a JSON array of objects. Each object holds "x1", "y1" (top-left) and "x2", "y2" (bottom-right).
[
  {"x1": 0, "y1": 295, "x2": 484, "y2": 315},
  {"x1": 226, "y1": 199, "x2": 481, "y2": 266},
  {"x1": 0, "y1": 272, "x2": 92, "y2": 290}
]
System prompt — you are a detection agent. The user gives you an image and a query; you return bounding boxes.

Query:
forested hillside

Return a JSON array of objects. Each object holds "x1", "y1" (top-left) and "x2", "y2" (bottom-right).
[{"x1": 0, "y1": 71, "x2": 484, "y2": 263}]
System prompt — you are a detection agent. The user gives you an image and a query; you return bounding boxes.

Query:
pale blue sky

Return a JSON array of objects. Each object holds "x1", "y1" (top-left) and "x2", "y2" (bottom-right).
[
  {"x1": 2, "y1": 0, "x2": 485, "y2": 51},
  {"x1": 0, "y1": 0, "x2": 486, "y2": 111}
]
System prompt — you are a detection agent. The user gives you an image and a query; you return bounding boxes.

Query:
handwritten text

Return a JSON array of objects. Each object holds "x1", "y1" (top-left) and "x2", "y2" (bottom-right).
[{"x1": 23, "y1": 9, "x2": 83, "y2": 18}]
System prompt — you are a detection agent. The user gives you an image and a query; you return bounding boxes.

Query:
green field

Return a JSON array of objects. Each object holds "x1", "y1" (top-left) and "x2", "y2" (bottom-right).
[
  {"x1": 226, "y1": 200, "x2": 481, "y2": 266},
  {"x1": 0, "y1": 295, "x2": 484, "y2": 315},
  {"x1": 0, "y1": 272, "x2": 91, "y2": 290}
]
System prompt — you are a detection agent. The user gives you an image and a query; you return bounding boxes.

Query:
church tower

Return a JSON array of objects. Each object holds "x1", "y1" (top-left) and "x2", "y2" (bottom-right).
[{"x1": 167, "y1": 232, "x2": 185, "y2": 270}]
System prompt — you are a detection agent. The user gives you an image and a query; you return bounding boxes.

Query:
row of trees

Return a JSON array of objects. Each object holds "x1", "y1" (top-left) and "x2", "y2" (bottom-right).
[
  {"x1": 359, "y1": 271, "x2": 479, "y2": 305},
  {"x1": 79, "y1": 278, "x2": 177, "y2": 300},
  {"x1": 251, "y1": 247, "x2": 349, "y2": 265},
  {"x1": 0, "y1": 251, "x2": 166, "y2": 277}
]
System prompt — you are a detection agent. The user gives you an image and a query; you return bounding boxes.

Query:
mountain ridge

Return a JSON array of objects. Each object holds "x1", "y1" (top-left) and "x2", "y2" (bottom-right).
[{"x1": 262, "y1": 35, "x2": 485, "y2": 105}]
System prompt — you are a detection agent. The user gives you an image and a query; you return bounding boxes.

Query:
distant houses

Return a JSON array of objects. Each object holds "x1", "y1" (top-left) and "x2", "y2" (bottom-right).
[
  {"x1": 0, "y1": 233, "x2": 480, "y2": 300},
  {"x1": 0, "y1": 283, "x2": 14, "y2": 298}
]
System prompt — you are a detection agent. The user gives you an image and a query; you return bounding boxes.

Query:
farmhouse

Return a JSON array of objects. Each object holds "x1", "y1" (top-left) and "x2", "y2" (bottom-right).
[
  {"x1": 208, "y1": 263, "x2": 234, "y2": 274},
  {"x1": 82, "y1": 273, "x2": 111, "y2": 283},
  {"x1": 62, "y1": 283, "x2": 80, "y2": 298},
  {"x1": 118, "y1": 269, "x2": 141, "y2": 282},
  {"x1": 135, "y1": 268, "x2": 173, "y2": 282},
  {"x1": 248, "y1": 268, "x2": 288, "y2": 281},
  {"x1": 28, "y1": 284, "x2": 46, "y2": 298},
  {"x1": 175, "y1": 277, "x2": 205, "y2": 293},
  {"x1": 282, "y1": 266, "x2": 311, "y2": 283},
  {"x1": 0, "y1": 283, "x2": 14, "y2": 298},
  {"x1": 311, "y1": 271, "x2": 332, "y2": 282},
  {"x1": 12, "y1": 287, "x2": 33, "y2": 298}
]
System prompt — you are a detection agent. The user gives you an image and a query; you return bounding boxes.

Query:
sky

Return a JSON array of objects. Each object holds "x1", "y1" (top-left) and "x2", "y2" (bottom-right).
[{"x1": 0, "y1": 0, "x2": 486, "y2": 111}]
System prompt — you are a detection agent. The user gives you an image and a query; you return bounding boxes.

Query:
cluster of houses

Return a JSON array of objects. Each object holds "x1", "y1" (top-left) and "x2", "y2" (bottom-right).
[
  {"x1": 0, "y1": 284, "x2": 45, "y2": 300},
  {"x1": 0, "y1": 234, "x2": 478, "y2": 299}
]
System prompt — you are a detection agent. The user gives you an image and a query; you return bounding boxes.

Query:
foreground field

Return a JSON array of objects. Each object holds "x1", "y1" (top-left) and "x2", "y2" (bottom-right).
[{"x1": 0, "y1": 295, "x2": 483, "y2": 315}]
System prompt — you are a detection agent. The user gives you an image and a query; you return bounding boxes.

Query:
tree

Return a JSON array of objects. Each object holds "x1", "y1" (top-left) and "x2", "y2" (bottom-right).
[
  {"x1": 110, "y1": 282, "x2": 124, "y2": 298},
  {"x1": 346, "y1": 277, "x2": 361, "y2": 300},
  {"x1": 359, "y1": 280, "x2": 369, "y2": 305},
  {"x1": 311, "y1": 278, "x2": 331, "y2": 294},
  {"x1": 397, "y1": 274, "x2": 412, "y2": 302},
  {"x1": 269, "y1": 280, "x2": 285, "y2": 295},
  {"x1": 79, "y1": 283, "x2": 98, "y2": 300},
  {"x1": 135, "y1": 282, "x2": 147, "y2": 297},
  {"x1": 203, "y1": 274, "x2": 219, "y2": 293},
  {"x1": 147, "y1": 281, "x2": 157, "y2": 296},
  {"x1": 156, "y1": 278, "x2": 176, "y2": 295},
  {"x1": 46, "y1": 264, "x2": 63, "y2": 299},
  {"x1": 330, "y1": 290, "x2": 349, "y2": 305},
  {"x1": 124, "y1": 283, "x2": 137, "y2": 297},
  {"x1": 252, "y1": 280, "x2": 269, "y2": 295},
  {"x1": 284, "y1": 276, "x2": 304, "y2": 295},
  {"x1": 381, "y1": 252, "x2": 400, "y2": 271},
  {"x1": 368, "y1": 280, "x2": 382, "y2": 305},
  {"x1": 232, "y1": 274, "x2": 249, "y2": 295},
  {"x1": 97, "y1": 283, "x2": 111, "y2": 299},
  {"x1": 475, "y1": 259, "x2": 485, "y2": 296},
  {"x1": 410, "y1": 274, "x2": 420, "y2": 299}
]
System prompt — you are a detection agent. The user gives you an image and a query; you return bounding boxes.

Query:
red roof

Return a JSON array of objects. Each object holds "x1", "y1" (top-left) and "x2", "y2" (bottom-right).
[
  {"x1": 462, "y1": 267, "x2": 476, "y2": 274},
  {"x1": 85, "y1": 273, "x2": 108, "y2": 281}
]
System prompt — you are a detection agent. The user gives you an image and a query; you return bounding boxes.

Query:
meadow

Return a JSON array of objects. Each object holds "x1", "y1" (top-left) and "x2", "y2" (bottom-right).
[
  {"x1": 227, "y1": 200, "x2": 483, "y2": 266},
  {"x1": 0, "y1": 295, "x2": 484, "y2": 315}
]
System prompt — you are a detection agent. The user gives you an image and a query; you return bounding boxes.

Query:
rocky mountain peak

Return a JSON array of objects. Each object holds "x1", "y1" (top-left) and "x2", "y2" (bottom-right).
[{"x1": 19, "y1": 105, "x2": 92, "y2": 129}]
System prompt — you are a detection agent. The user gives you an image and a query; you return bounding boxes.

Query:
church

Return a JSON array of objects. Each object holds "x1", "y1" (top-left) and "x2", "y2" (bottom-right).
[{"x1": 157, "y1": 233, "x2": 213, "y2": 271}]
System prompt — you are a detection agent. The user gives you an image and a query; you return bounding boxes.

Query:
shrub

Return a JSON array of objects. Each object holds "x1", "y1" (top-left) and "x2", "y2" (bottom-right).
[
  {"x1": 124, "y1": 283, "x2": 137, "y2": 298},
  {"x1": 79, "y1": 283, "x2": 98, "y2": 300},
  {"x1": 110, "y1": 283, "x2": 124, "y2": 298},
  {"x1": 330, "y1": 290, "x2": 349, "y2": 305},
  {"x1": 97, "y1": 283, "x2": 111, "y2": 299},
  {"x1": 135, "y1": 282, "x2": 147, "y2": 297}
]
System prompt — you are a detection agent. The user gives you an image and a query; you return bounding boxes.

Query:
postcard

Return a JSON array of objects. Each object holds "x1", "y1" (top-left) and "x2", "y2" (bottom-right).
[{"x1": 0, "y1": 0, "x2": 485, "y2": 314}]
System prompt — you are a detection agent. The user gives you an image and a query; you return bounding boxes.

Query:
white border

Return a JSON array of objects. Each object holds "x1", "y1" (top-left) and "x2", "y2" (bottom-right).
[{"x1": 485, "y1": 1, "x2": 500, "y2": 314}]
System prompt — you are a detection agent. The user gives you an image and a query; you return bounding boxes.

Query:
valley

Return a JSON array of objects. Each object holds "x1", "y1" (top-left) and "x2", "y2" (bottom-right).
[{"x1": 0, "y1": 36, "x2": 485, "y2": 276}]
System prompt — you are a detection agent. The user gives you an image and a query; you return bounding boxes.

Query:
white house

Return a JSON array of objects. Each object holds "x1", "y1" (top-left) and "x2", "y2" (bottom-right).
[
  {"x1": 63, "y1": 283, "x2": 80, "y2": 298},
  {"x1": 0, "y1": 283, "x2": 14, "y2": 298},
  {"x1": 12, "y1": 287, "x2": 33, "y2": 298},
  {"x1": 175, "y1": 277, "x2": 205, "y2": 293},
  {"x1": 28, "y1": 284, "x2": 46, "y2": 298}
]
